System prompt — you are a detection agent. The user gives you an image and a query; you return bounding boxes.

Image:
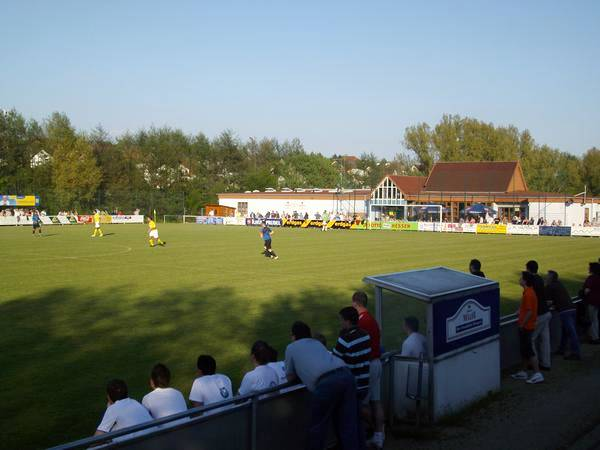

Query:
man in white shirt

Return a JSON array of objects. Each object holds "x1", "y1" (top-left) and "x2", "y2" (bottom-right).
[
  {"x1": 189, "y1": 355, "x2": 233, "y2": 413},
  {"x1": 142, "y1": 363, "x2": 187, "y2": 423},
  {"x1": 94, "y1": 379, "x2": 154, "y2": 441},
  {"x1": 401, "y1": 317, "x2": 428, "y2": 358},
  {"x1": 265, "y1": 345, "x2": 288, "y2": 385},
  {"x1": 238, "y1": 341, "x2": 279, "y2": 395}
]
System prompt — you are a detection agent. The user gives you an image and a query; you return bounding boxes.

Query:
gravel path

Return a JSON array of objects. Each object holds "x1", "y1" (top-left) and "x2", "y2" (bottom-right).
[{"x1": 384, "y1": 342, "x2": 600, "y2": 450}]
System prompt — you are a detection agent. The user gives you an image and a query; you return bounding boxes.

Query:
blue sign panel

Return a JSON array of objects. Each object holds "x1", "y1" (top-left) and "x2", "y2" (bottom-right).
[
  {"x1": 195, "y1": 216, "x2": 224, "y2": 225},
  {"x1": 539, "y1": 226, "x2": 571, "y2": 236},
  {"x1": 432, "y1": 288, "x2": 500, "y2": 357}
]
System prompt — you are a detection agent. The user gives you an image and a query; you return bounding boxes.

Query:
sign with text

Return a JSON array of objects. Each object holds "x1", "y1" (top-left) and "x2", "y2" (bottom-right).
[
  {"x1": 246, "y1": 218, "x2": 283, "y2": 227},
  {"x1": 476, "y1": 224, "x2": 507, "y2": 234},
  {"x1": 539, "y1": 226, "x2": 571, "y2": 236}
]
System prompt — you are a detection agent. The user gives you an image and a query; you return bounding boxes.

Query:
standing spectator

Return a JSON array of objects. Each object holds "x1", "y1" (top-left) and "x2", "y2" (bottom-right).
[
  {"x1": 94, "y1": 379, "x2": 153, "y2": 441},
  {"x1": 142, "y1": 363, "x2": 187, "y2": 420},
  {"x1": 469, "y1": 259, "x2": 485, "y2": 278},
  {"x1": 238, "y1": 341, "x2": 279, "y2": 395},
  {"x1": 333, "y1": 307, "x2": 371, "y2": 450},
  {"x1": 512, "y1": 272, "x2": 544, "y2": 384},
  {"x1": 526, "y1": 260, "x2": 552, "y2": 370},
  {"x1": 545, "y1": 271, "x2": 581, "y2": 360},
  {"x1": 284, "y1": 321, "x2": 359, "y2": 450},
  {"x1": 582, "y1": 262, "x2": 600, "y2": 344},
  {"x1": 400, "y1": 317, "x2": 428, "y2": 358},
  {"x1": 352, "y1": 291, "x2": 384, "y2": 450},
  {"x1": 189, "y1": 355, "x2": 233, "y2": 412}
]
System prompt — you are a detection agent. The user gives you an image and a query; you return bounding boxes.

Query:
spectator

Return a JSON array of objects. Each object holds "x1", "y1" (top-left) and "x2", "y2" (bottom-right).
[
  {"x1": 94, "y1": 379, "x2": 153, "y2": 441},
  {"x1": 545, "y1": 271, "x2": 581, "y2": 360},
  {"x1": 265, "y1": 345, "x2": 288, "y2": 385},
  {"x1": 333, "y1": 307, "x2": 371, "y2": 398},
  {"x1": 238, "y1": 341, "x2": 279, "y2": 395},
  {"x1": 582, "y1": 262, "x2": 600, "y2": 344},
  {"x1": 352, "y1": 291, "x2": 384, "y2": 450},
  {"x1": 512, "y1": 272, "x2": 544, "y2": 384},
  {"x1": 469, "y1": 259, "x2": 486, "y2": 278},
  {"x1": 526, "y1": 260, "x2": 552, "y2": 370},
  {"x1": 189, "y1": 355, "x2": 233, "y2": 412},
  {"x1": 313, "y1": 332, "x2": 328, "y2": 348},
  {"x1": 284, "y1": 321, "x2": 360, "y2": 450},
  {"x1": 400, "y1": 317, "x2": 428, "y2": 358},
  {"x1": 142, "y1": 364, "x2": 187, "y2": 420}
]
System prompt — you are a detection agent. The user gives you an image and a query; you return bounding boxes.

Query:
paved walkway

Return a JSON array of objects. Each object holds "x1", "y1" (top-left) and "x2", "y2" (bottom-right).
[{"x1": 384, "y1": 342, "x2": 600, "y2": 450}]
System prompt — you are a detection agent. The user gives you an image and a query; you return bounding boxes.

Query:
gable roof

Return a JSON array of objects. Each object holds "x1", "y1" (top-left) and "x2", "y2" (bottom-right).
[
  {"x1": 423, "y1": 161, "x2": 527, "y2": 193},
  {"x1": 387, "y1": 175, "x2": 427, "y2": 195}
]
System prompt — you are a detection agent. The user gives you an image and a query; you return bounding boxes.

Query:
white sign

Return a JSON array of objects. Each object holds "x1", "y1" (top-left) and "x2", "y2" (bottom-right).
[
  {"x1": 446, "y1": 299, "x2": 491, "y2": 343},
  {"x1": 507, "y1": 224, "x2": 540, "y2": 235},
  {"x1": 571, "y1": 226, "x2": 600, "y2": 237},
  {"x1": 110, "y1": 214, "x2": 144, "y2": 224}
]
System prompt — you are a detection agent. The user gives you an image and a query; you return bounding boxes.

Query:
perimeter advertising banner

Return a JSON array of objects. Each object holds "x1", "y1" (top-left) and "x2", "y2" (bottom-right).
[
  {"x1": 506, "y1": 224, "x2": 540, "y2": 235},
  {"x1": 247, "y1": 218, "x2": 283, "y2": 227},
  {"x1": 381, "y1": 222, "x2": 418, "y2": 231},
  {"x1": 476, "y1": 224, "x2": 507, "y2": 234},
  {"x1": 196, "y1": 216, "x2": 224, "y2": 225},
  {"x1": 539, "y1": 226, "x2": 571, "y2": 236},
  {"x1": 0, "y1": 195, "x2": 40, "y2": 206},
  {"x1": 571, "y1": 226, "x2": 600, "y2": 237}
]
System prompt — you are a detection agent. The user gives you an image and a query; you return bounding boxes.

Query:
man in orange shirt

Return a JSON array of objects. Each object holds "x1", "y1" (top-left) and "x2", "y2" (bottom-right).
[{"x1": 511, "y1": 271, "x2": 544, "y2": 384}]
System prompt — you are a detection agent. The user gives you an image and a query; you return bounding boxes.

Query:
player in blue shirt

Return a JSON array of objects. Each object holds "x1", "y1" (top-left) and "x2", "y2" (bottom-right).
[
  {"x1": 31, "y1": 210, "x2": 42, "y2": 236},
  {"x1": 260, "y1": 222, "x2": 278, "y2": 260}
]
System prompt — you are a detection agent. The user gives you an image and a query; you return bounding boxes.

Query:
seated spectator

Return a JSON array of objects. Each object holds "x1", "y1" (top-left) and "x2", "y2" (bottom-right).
[
  {"x1": 582, "y1": 262, "x2": 600, "y2": 344},
  {"x1": 285, "y1": 321, "x2": 361, "y2": 450},
  {"x1": 94, "y1": 379, "x2": 153, "y2": 441},
  {"x1": 469, "y1": 259, "x2": 486, "y2": 278},
  {"x1": 400, "y1": 317, "x2": 427, "y2": 358},
  {"x1": 238, "y1": 341, "x2": 279, "y2": 395},
  {"x1": 189, "y1": 355, "x2": 233, "y2": 412},
  {"x1": 265, "y1": 345, "x2": 288, "y2": 385},
  {"x1": 142, "y1": 363, "x2": 188, "y2": 420},
  {"x1": 545, "y1": 271, "x2": 581, "y2": 360},
  {"x1": 511, "y1": 272, "x2": 544, "y2": 384}
]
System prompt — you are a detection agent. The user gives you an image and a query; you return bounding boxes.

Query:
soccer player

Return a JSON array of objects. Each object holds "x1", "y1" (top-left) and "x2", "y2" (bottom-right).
[
  {"x1": 322, "y1": 211, "x2": 329, "y2": 231},
  {"x1": 31, "y1": 210, "x2": 42, "y2": 235},
  {"x1": 148, "y1": 216, "x2": 165, "y2": 247},
  {"x1": 91, "y1": 209, "x2": 103, "y2": 237},
  {"x1": 260, "y1": 221, "x2": 278, "y2": 259}
]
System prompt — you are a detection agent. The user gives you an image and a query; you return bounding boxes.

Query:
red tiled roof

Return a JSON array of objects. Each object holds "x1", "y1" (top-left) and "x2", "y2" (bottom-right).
[
  {"x1": 423, "y1": 161, "x2": 520, "y2": 192},
  {"x1": 388, "y1": 175, "x2": 427, "y2": 195}
]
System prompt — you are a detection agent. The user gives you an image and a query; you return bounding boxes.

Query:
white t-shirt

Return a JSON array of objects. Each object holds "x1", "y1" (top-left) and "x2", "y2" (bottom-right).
[
  {"x1": 238, "y1": 365, "x2": 279, "y2": 395},
  {"x1": 401, "y1": 332, "x2": 428, "y2": 358},
  {"x1": 267, "y1": 361, "x2": 288, "y2": 385},
  {"x1": 189, "y1": 374, "x2": 233, "y2": 412},
  {"x1": 97, "y1": 398, "x2": 153, "y2": 440},
  {"x1": 142, "y1": 387, "x2": 187, "y2": 420}
]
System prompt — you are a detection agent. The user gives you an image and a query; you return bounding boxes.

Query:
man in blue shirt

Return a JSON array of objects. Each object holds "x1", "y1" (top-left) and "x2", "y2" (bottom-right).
[
  {"x1": 31, "y1": 210, "x2": 42, "y2": 235},
  {"x1": 260, "y1": 222, "x2": 278, "y2": 260}
]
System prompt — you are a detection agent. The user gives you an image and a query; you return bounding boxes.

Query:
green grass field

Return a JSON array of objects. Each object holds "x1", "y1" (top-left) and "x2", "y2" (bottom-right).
[{"x1": 1, "y1": 224, "x2": 598, "y2": 449}]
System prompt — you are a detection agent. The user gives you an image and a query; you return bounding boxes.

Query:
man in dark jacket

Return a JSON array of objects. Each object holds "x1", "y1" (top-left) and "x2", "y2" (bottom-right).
[
  {"x1": 583, "y1": 262, "x2": 600, "y2": 344},
  {"x1": 546, "y1": 270, "x2": 581, "y2": 360}
]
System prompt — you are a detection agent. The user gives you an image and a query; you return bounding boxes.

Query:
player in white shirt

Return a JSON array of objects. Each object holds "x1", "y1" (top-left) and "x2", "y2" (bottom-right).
[
  {"x1": 189, "y1": 355, "x2": 233, "y2": 413},
  {"x1": 238, "y1": 341, "x2": 279, "y2": 395},
  {"x1": 142, "y1": 363, "x2": 187, "y2": 424},
  {"x1": 400, "y1": 316, "x2": 428, "y2": 358},
  {"x1": 94, "y1": 379, "x2": 154, "y2": 442}
]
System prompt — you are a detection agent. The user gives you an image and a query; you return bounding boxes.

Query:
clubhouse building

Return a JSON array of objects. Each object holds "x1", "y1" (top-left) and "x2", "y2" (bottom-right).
[{"x1": 218, "y1": 161, "x2": 598, "y2": 225}]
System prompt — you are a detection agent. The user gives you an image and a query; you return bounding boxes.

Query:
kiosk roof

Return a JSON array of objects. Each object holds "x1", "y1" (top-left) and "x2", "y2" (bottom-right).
[{"x1": 363, "y1": 267, "x2": 497, "y2": 301}]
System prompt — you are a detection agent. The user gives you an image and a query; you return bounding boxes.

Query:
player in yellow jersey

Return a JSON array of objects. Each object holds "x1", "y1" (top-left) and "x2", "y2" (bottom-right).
[
  {"x1": 148, "y1": 217, "x2": 166, "y2": 247},
  {"x1": 91, "y1": 210, "x2": 103, "y2": 237}
]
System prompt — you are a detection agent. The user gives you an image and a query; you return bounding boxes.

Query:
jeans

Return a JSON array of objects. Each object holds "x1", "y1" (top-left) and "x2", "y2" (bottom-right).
[
  {"x1": 589, "y1": 304, "x2": 600, "y2": 340},
  {"x1": 532, "y1": 311, "x2": 552, "y2": 367},
  {"x1": 310, "y1": 367, "x2": 359, "y2": 450},
  {"x1": 559, "y1": 309, "x2": 581, "y2": 355}
]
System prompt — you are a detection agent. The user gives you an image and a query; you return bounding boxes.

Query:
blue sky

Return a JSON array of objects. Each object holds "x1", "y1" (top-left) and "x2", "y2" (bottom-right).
[{"x1": 1, "y1": 1, "x2": 598, "y2": 158}]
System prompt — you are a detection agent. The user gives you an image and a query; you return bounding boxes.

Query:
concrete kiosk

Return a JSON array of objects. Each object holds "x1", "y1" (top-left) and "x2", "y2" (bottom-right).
[{"x1": 364, "y1": 267, "x2": 500, "y2": 422}]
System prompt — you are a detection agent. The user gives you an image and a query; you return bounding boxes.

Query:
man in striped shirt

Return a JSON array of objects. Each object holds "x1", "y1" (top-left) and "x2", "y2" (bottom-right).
[{"x1": 333, "y1": 307, "x2": 371, "y2": 450}]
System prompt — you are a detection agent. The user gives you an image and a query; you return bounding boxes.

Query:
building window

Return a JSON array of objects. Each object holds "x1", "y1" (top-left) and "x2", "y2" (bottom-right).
[{"x1": 237, "y1": 202, "x2": 248, "y2": 215}]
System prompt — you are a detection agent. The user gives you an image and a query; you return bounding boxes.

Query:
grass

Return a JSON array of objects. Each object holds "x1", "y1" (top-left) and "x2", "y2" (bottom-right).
[{"x1": 0, "y1": 224, "x2": 597, "y2": 449}]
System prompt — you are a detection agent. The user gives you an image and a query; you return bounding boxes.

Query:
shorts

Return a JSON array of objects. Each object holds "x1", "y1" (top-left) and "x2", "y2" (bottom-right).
[
  {"x1": 33, "y1": 223, "x2": 40, "y2": 229},
  {"x1": 364, "y1": 358, "x2": 382, "y2": 403},
  {"x1": 95, "y1": 223, "x2": 101, "y2": 228},
  {"x1": 149, "y1": 229, "x2": 159, "y2": 239},
  {"x1": 519, "y1": 328, "x2": 535, "y2": 359},
  {"x1": 264, "y1": 239, "x2": 272, "y2": 250}
]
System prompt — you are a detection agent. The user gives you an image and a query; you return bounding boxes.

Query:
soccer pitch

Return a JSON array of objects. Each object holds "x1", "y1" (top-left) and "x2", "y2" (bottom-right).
[{"x1": 1, "y1": 224, "x2": 598, "y2": 449}]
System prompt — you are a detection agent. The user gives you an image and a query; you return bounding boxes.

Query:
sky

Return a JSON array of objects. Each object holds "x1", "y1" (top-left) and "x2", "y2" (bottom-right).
[{"x1": 1, "y1": 0, "x2": 599, "y2": 159}]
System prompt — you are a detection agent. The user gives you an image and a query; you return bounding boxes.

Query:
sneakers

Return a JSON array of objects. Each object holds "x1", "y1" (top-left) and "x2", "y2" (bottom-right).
[
  {"x1": 511, "y1": 370, "x2": 528, "y2": 380},
  {"x1": 526, "y1": 372, "x2": 544, "y2": 384}
]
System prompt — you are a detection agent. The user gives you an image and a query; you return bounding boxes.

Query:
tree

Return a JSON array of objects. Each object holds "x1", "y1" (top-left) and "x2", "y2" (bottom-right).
[
  {"x1": 582, "y1": 147, "x2": 600, "y2": 195},
  {"x1": 403, "y1": 123, "x2": 435, "y2": 173}
]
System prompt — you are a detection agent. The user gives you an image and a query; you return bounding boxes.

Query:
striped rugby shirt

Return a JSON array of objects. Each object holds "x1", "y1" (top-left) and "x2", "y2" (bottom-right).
[{"x1": 332, "y1": 326, "x2": 371, "y2": 392}]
